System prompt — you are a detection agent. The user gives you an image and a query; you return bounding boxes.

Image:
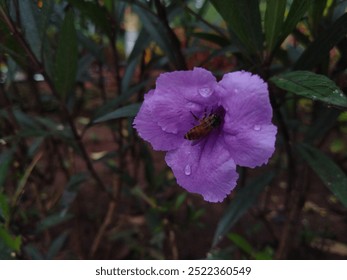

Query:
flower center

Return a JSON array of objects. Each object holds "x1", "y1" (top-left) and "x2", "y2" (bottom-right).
[{"x1": 184, "y1": 108, "x2": 224, "y2": 141}]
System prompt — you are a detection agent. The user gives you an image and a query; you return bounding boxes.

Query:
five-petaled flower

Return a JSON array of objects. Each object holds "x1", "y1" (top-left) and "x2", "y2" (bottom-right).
[{"x1": 133, "y1": 67, "x2": 277, "y2": 202}]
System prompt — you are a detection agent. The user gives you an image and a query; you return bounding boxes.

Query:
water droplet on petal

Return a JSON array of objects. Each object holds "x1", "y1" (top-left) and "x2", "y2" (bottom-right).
[
  {"x1": 199, "y1": 87, "x2": 213, "y2": 98},
  {"x1": 184, "y1": 164, "x2": 191, "y2": 176},
  {"x1": 253, "y1": 125, "x2": 261, "y2": 131}
]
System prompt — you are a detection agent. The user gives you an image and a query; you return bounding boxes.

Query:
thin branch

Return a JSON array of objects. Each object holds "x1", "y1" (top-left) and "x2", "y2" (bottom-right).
[{"x1": 0, "y1": 8, "x2": 112, "y2": 198}]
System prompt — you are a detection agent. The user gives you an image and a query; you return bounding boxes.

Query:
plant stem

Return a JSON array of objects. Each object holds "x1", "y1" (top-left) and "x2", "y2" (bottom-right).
[{"x1": 0, "y1": 8, "x2": 112, "y2": 198}]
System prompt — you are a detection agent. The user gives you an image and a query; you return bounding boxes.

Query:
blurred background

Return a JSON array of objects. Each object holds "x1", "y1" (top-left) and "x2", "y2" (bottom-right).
[{"x1": 0, "y1": 0, "x2": 347, "y2": 260}]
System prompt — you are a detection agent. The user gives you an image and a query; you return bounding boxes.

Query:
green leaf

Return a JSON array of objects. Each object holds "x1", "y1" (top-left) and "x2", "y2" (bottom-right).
[
  {"x1": 36, "y1": 213, "x2": 73, "y2": 233},
  {"x1": 0, "y1": 19, "x2": 27, "y2": 67},
  {"x1": 92, "y1": 103, "x2": 141, "y2": 124},
  {"x1": 67, "y1": 0, "x2": 112, "y2": 37},
  {"x1": 279, "y1": 0, "x2": 310, "y2": 45},
  {"x1": 18, "y1": 1, "x2": 42, "y2": 61},
  {"x1": 264, "y1": 0, "x2": 286, "y2": 52},
  {"x1": 212, "y1": 172, "x2": 275, "y2": 247},
  {"x1": 122, "y1": 59, "x2": 139, "y2": 94},
  {"x1": 54, "y1": 9, "x2": 78, "y2": 100},
  {"x1": 0, "y1": 226, "x2": 21, "y2": 252},
  {"x1": 0, "y1": 150, "x2": 13, "y2": 189},
  {"x1": 92, "y1": 82, "x2": 146, "y2": 120},
  {"x1": 228, "y1": 232, "x2": 253, "y2": 254},
  {"x1": 46, "y1": 231, "x2": 69, "y2": 260},
  {"x1": 309, "y1": 0, "x2": 327, "y2": 30},
  {"x1": 270, "y1": 71, "x2": 347, "y2": 107},
  {"x1": 23, "y1": 244, "x2": 44, "y2": 260},
  {"x1": 132, "y1": 4, "x2": 178, "y2": 67},
  {"x1": 18, "y1": 0, "x2": 53, "y2": 62},
  {"x1": 297, "y1": 143, "x2": 347, "y2": 208},
  {"x1": 0, "y1": 192, "x2": 10, "y2": 224},
  {"x1": 210, "y1": 0, "x2": 263, "y2": 55},
  {"x1": 294, "y1": 13, "x2": 347, "y2": 70},
  {"x1": 304, "y1": 107, "x2": 340, "y2": 143},
  {"x1": 192, "y1": 32, "x2": 230, "y2": 47}
]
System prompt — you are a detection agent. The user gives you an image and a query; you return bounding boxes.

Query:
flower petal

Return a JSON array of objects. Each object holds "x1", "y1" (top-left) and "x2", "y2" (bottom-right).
[
  {"x1": 133, "y1": 90, "x2": 184, "y2": 151},
  {"x1": 165, "y1": 133, "x2": 238, "y2": 202},
  {"x1": 152, "y1": 68, "x2": 220, "y2": 134},
  {"x1": 217, "y1": 71, "x2": 277, "y2": 167},
  {"x1": 156, "y1": 67, "x2": 219, "y2": 104},
  {"x1": 223, "y1": 124, "x2": 277, "y2": 168},
  {"x1": 218, "y1": 71, "x2": 273, "y2": 128}
]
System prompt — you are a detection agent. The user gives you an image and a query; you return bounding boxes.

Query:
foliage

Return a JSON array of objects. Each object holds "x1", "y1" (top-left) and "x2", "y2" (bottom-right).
[{"x1": 0, "y1": 0, "x2": 347, "y2": 259}]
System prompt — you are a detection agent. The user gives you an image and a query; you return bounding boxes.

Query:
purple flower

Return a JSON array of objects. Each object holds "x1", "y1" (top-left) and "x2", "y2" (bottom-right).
[{"x1": 133, "y1": 68, "x2": 277, "y2": 202}]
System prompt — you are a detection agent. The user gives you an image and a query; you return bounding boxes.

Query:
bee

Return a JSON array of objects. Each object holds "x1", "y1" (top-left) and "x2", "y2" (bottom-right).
[{"x1": 184, "y1": 111, "x2": 221, "y2": 140}]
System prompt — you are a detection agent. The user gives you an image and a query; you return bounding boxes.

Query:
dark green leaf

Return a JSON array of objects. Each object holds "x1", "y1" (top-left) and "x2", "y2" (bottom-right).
[
  {"x1": 212, "y1": 172, "x2": 275, "y2": 247},
  {"x1": 0, "y1": 150, "x2": 13, "y2": 189},
  {"x1": 18, "y1": 1, "x2": 41, "y2": 61},
  {"x1": 304, "y1": 107, "x2": 340, "y2": 143},
  {"x1": 264, "y1": 0, "x2": 286, "y2": 52},
  {"x1": 228, "y1": 232, "x2": 253, "y2": 254},
  {"x1": 46, "y1": 231, "x2": 69, "y2": 260},
  {"x1": 210, "y1": 0, "x2": 263, "y2": 54},
  {"x1": 270, "y1": 71, "x2": 347, "y2": 107},
  {"x1": 67, "y1": 0, "x2": 112, "y2": 37},
  {"x1": 0, "y1": 226, "x2": 21, "y2": 252},
  {"x1": 192, "y1": 32, "x2": 230, "y2": 47},
  {"x1": 140, "y1": 142, "x2": 155, "y2": 188},
  {"x1": 28, "y1": 137, "x2": 44, "y2": 158},
  {"x1": 127, "y1": 28, "x2": 151, "y2": 64},
  {"x1": 36, "y1": 213, "x2": 73, "y2": 233},
  {"x1": 0, "y1": 20, "x2": 27, "y2": 67},
  {"x1": 174, "y1": 193, "x2": 187, "y2": 210},
  {"x1": 93, "y1": 103, "x2": 141, "y2": 123},
  {"x1": 279, "y1": 0, "x2": 310, "y2": 46},
  {"x1": 309, "y1": 0, "x2": 327, "y2": 30},
  {"x1": 23, "y1": 244, "x2": 44, "y2": 260},
  {"x1": 294, "y1": 13, "x2": 347, "y2": 70},
  {"x1": 60, "y1": 173, "x2": 86, "y2": 209},
  {"x1": 132, "y1": 4, "x2": 182, "y2": 67},
  {"x1": 0, "y1": 193, "x2": 10, "y2": 223},
  {"x1": 297, "y1": 143, "x2": 347, "y2": 208},
  {"x1": 54, "y1": 10, "x2": 77, "y2": 100},
  {"x1": 22, "y1": 0, "x2": 53, "y2": 61},
  {"x1": 122, "y1": 59, "x2": 139, "y2": 94}
]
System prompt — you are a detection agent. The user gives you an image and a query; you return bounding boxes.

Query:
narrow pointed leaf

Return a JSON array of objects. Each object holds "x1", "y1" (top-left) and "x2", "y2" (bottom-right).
[
  {"x1": 46, "y1": 231, "x2": 69, "y2": 260},
  {"x1": 297, "y1": 144, "x2": 347, "y2": 208},
  {"x1": 279, "y1": 0, "x2": 310, "y2": 45},
  {"x1": 14, "y1": 1, "x2": 52, "y2": 63},
  {"x1": 210, "y1": 0, "x2": 263, "y2": 55},
  {"x1": 0, "y1": 150, "x2": 13, "y2": 189},
  {"x1": 304, "y1": 107, "x2": 340, "y2": 143},
  {"x1": 132, "y1": 5, "x2": 177, "y2": 67},
  {"x1": 212, "y1": 172, "x2": 274, "y2": 247},
  {"x1": 18, "y1": 1, "x2": 41, "y2": 60},
  {"x1": 294, "y1": 13, "x2": 347, "y2": 70},
  {"x1": 264, "y1": 0, "x2": 286, "y2": 52},
  {"x1": 93, "y1": 103, "x2": 141, "y2": 124},
  {"x1": 192, "y1": 32, "x2": 231, "y2": 47},
  {"x1": 67, "y1": 0, "x2": 112, "y2": 37},
  {"x1": 270, "y1": 71, "x2": 347, "y2": 107},
  {"x1": 54, "y1": 10, "x2": 77, "y2": 99}
]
